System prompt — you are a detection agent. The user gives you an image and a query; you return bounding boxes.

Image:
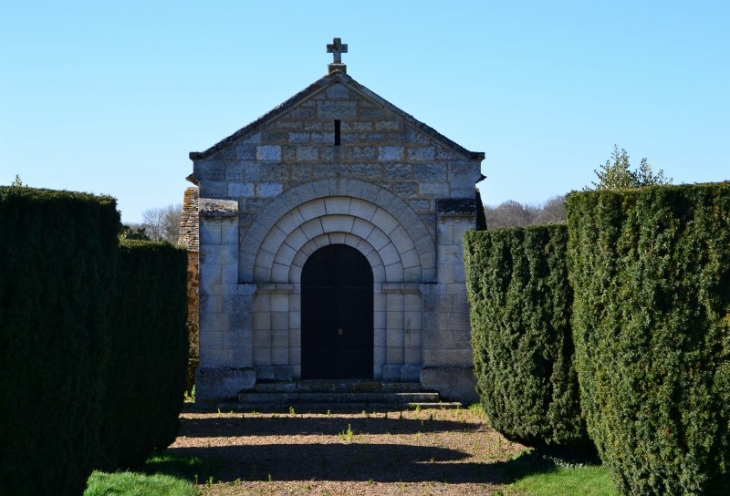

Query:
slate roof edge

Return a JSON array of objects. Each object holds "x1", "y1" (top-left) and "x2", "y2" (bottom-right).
[{"x1": 189, "y1": 71, "x2": 485, "y2": 162}]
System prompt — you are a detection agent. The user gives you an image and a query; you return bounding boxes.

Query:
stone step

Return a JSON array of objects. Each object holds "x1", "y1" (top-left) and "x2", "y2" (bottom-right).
[
  {"x1": 251, "y1": 380, "x2": 424, "y2": 394},
  {"x1": 238, "y1": 391, "x2": 440, "y2": 404},
  {"x1": 218, "y1": 401, "x2": 463, "y2": 413},
  {"x1": 230, "y1": 380, "x2": 461, "y2": 413}
]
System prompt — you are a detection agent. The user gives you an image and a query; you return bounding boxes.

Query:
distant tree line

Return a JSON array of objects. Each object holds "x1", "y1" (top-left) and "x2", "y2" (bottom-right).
[
  {"x1": 483, "y1": 196, "x2": 566, "y2": 230},
  {"x1": 483, "y1": 145, "x2": 671, "y2": 230},
  {"x1": 122, "y1": 203, "x2": 183, "y2": 244}
]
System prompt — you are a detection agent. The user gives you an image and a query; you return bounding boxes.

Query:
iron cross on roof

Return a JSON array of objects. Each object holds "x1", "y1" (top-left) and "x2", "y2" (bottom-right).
[{"x1": 327, "y1": 38, "x2": 348, "y2": 64}]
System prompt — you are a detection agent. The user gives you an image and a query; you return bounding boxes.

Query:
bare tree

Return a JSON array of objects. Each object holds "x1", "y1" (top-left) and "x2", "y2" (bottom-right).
[
  {"x1": 141, "y1": 204, "x2": 182, "y2": 244},
  {"x1": 483, "y1": 196, "x2": 566, "y2": 230}
]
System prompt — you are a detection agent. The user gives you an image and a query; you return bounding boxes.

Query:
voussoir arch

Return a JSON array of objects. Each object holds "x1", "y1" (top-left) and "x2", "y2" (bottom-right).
[{"x1": 242, "y1": 178, "x2": 435, "y2": 282}]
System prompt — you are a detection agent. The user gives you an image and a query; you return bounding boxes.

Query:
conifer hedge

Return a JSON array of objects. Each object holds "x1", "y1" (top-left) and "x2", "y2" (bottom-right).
[
  {"x1": 0, "y1": 186, "x2": 120, "y2": 496},
  {"x1": 464, "y1": 225, "x2": 590, "y2": 449},
  {"x1": 567, "y1": 183, "x2": 730, "y2": 495},
  {"x1": 96, "y1": 240, "x2": 188, "y2": 470}
]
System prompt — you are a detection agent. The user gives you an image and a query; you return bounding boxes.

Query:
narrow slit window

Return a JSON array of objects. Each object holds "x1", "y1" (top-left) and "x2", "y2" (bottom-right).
[{"x1": 334, "y1": 119, "x2": 341, "y2": 146}]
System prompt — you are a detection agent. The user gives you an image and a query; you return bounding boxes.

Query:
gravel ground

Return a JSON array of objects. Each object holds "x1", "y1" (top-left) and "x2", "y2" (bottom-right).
[{"x1": 167, "y1": 406, "x2": 529, "y2": 495}]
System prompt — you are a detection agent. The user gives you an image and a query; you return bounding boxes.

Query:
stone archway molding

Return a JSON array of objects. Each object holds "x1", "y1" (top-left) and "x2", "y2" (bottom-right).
[{"x1": 242, "y1": 178, "x2": 436, "y2": 282}]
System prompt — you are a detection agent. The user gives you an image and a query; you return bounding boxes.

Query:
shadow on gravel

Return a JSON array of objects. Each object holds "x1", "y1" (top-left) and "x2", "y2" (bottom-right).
[
  {"x1": 165, "y1": 443, "x2": 511, "y2": 484},
  {"x1": 178, "y1": 415, "x2": 481, "y2": 438},
  {"x1": 163, "y1": 412, "x2": 573, "y2": 485}
]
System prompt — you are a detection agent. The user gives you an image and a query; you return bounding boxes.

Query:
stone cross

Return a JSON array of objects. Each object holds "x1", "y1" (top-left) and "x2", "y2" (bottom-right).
[{"x1": 327, "y1": 38, "x2": 348, "y2": 64}]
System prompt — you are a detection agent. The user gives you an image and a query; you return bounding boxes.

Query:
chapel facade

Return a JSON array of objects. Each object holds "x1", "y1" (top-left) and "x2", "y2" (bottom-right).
[{"x1": 189, "y1": 39, "x2": 484, "y2": 403}]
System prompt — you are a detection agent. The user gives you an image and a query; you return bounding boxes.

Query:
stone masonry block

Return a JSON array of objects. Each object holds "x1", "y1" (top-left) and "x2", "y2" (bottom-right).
[
  {"x1": 379, "y1": 242, "x2": 400, "y2": 267},
  {"x1": 256, "y1": 145, "x2": 282, "y2": 161},
  {"x1": 405, "y1": 348, "x2": 422, "y2": 366},
  {"x1": 275, "y1": 208, "x2": 306, "y2": 234},
  {"x1": 366, "y1": 228, "x2": 390, "y2": 251},
  {"x1": 414, "y1": 164, "x2": 447, "y2": 182},
  {"x1": 393, "y1": 183, "x2": 418, "y2": 196},
  {"x1": 349, "y1": 199, "x2": 377, "y2": 220},
  {"x1": 317, "y1": 101, "x2": 357, "y2": 119},
  {"x1": 408, "y1": 147, "x2": 436, "y2": 161},
  {"x1": 326, "y1": 83, "x2": 350, "y2": 99},
  {"x1": 321, "y1": 214, "x2": 355, "y2": 233},
  {"x1": 260, "y1": 164, "x2": 288, "y2": 181},
  {"x1": 375, "y1": 121, "x2": 401, "y2": 131},
  {"x1": 195, "y1": 367, "x2": 256, "y2": 403},
  {"x1": 275, "y1": 243, "x2": 296, "y2": 266},
  {"x1": 257, "y1": 183, "x2": 283, "y2": 197},
  {"x1": 253, "y1": 347, "x2": 270, "y2": 366},
  {"x1": 284, "y1": 227, "x2": 308, "y2": 251},
  {"x1": 346, "y1": 146, "x2": 377, "y2": 161},
  {"x1": 351, "y1": 218, "x2": 375, "y2": 239},
  {"x1": 253, "y1": 312, "x2": 271, "y2": 332},
  {"x1": 378, "y1": 146, "x2": 404, "y2": 161},
  {"x1": 200, "y1": 223, "x2": 223, "y2": 245},
  {"x1": 271, "y1": 329, "x2": 289, "y2": 347},
  {"x1": 301, "y1": 219, "x2": 324, "y2": 239},
  {"x1": 384, "y1": 164, "x2": 412, "y2": 180},
  {"x1": 271, "y1": 294, "x2": 288, "y2": 312},
  {"x1": 371, "y1": 208, "x2": 399, "y2": 234},
  {"x1": 296, "y1": 146, "x2": 318, "y2": 161},
  {"x1": 298, "y1": 199, "x2": 327, "y2": 220},
  {"x1": 289, "y1": 132, "x2": 310, "y2": 143},
  {"x1": 389, "y1": 226, "x2": 415, "y2": 251},
  {"x1": 350, "y1": 163, "x2": 382, "y2": 179},
  {"x1": 324, "y1": 196, "x2": 351, "y2": 215},
  {"x1": 374, "y1": 311, "x2": 387, "y2": 330},
  {"x1": 387, "y1": 347, "x2": 404, "y2": 365},
  {"x1": 420, "y1": 182, "x2": 449, "y2": 197},
  {"x1": 271, "y1": 347, "x2": 289, "y2": 365},
  {"x1": 228, "y1": 183, "x2": 254, "y2": 197},
  {"x1": 291, "y1": 164, "x2": 312, "y2": 180},
  {"x1": 271, "y1": 262, "x2": 289, "y2": 282}
]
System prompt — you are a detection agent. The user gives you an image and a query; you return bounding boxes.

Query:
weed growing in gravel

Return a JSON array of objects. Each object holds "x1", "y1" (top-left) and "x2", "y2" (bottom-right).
[{"x1": 339, "y1": 424, "x2": 355, "y2": 442}]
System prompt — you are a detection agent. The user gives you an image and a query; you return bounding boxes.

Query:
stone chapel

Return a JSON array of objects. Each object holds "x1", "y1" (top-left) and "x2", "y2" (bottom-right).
[{"x1": 188, "y1": 39, "x2": 485, "y2": 404}]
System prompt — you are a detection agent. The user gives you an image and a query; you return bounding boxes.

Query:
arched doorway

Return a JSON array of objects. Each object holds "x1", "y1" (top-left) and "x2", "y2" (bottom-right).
[{"x1": 301, "y1": 244, "x2": 374, "y2": 379}]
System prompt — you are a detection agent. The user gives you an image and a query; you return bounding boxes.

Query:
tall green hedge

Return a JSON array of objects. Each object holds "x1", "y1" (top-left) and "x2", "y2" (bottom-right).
[
  {"x1": 0, "y1": 186, "x2": 120, "y2": 496},
  {"x1": 464, "y1": 225, "x2": 590, "y2": 450},
  {"x1": 96, "y1": 240, "x2": 188, "y2": 471},
  {"x1": 567, "y1": 183, "x2": 730, "y2": 495}
]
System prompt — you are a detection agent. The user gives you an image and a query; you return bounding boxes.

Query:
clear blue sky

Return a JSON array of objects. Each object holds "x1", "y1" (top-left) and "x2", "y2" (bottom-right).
[{"x1": 2, "y1": 1, "x2": 728, "y2": 224}]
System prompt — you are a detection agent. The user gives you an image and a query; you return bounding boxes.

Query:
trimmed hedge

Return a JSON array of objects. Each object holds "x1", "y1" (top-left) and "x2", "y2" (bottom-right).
[
  {"x1": 0, "y1": 186, "x2": 120, "y2": 496},
  {"x1": 96, "y1": 240, "x2": 188, "y2": 471},
  {"x1": 567, "y1": 183, "x2": 730, "y2": 495},
  {"x1": 464, "y1": 225, "x2": 590, "y2": 450}
]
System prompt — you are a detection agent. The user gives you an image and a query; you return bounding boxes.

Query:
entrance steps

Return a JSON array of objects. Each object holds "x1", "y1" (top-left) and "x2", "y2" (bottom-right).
[{"x1": 220, "y1": 380, "x2": 462, "y2": 413}]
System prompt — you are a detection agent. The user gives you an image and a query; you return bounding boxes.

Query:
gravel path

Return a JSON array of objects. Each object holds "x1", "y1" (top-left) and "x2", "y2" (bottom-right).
[{"x1": 168, "y1": 407, "x2": 528, "y2": 495}]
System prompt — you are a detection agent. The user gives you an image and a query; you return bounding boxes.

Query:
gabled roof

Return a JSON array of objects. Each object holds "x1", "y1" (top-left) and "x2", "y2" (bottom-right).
[{"x1": 189, "y1": 71, "x2": 484, "y2": 161}]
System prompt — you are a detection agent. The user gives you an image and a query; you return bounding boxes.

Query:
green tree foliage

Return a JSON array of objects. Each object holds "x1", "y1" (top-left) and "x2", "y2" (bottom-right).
[
  {"x1": 591, "y1": 145, "x2": 671, "y2": 190},
  {"x1": 120, "y1": 224, "x2": 151, "y2": 241},
  {"x1": 464, "y1": 226, "x2": 590, "y2": 451},
  {"x1": 566, "y1": 183, "x2": 730, "y2": 495},
  {"x1": 96, "y1": 241, "x2": 188, "y2": 471},
  {"x1": 0, "y1": 187, "x2": 120, "y2": 496}
]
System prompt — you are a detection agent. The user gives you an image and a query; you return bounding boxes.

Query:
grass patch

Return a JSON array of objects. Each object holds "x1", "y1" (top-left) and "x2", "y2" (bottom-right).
[
  {"x1": 501, "y1": 449, "x2": 619, "y2": 496},
  {"x1": 85, "y1": 452, "x2": 218, "y2": 496},
  {"x1": 84, "y1": 471, "x2": 196, "y2": 496},
  {"x1": 512, "y1": 464, "x2": 619, "y2": 496}
]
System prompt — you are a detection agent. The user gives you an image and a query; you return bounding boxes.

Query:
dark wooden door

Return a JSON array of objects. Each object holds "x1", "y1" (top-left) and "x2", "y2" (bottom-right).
[{"x1": 301, "y1": 244, "x2": 373, "y2": 379}]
